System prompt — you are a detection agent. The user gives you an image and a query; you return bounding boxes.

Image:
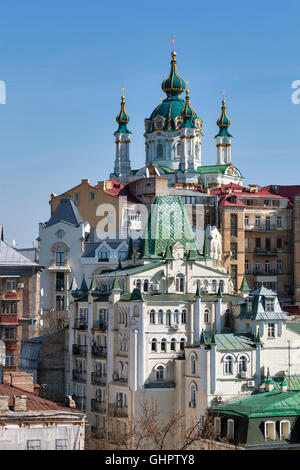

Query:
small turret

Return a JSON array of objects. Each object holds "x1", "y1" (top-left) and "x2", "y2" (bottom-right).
[
  {"x1": 215, "y1": 92, "x2": 232, "y2": 165},
  {"x1": 113, "y1": 88, "x2": 132, "y2": 179}
]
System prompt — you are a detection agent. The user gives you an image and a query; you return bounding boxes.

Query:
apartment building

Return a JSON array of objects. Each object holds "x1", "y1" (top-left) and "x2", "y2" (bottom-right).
[
  {"x1": 0, "y1": 238, "x2": 43, "y2": 366},
  {"x1": 212, "y1": 183, "x2": 293, "y2": 303}
]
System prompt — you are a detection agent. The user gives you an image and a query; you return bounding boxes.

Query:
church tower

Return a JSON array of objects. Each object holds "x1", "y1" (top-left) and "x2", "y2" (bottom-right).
[
  {"x1": 215, "y1": 93, "x2": 232, "y2": 165},
  {"x1": 143, "y1": 42, "x2": 202, "y2": 174},
  {"x1": 113, "y1": 89, "x2": 132, "y2": 180}
]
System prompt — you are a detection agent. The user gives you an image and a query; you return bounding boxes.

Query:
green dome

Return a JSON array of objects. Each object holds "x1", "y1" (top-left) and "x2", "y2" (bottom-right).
[
  {"x1": 215, "y1": 96, "x2": 232, "y2": 138},
  {"x1": 180, "y1": 89, "x2": 198, "y2": 129},
  {"x1": 148, "y1": 96, "x2": 185, "y2": 132},
  {"x1": 115, "y1": 93, "x2": 131, "y2": 134},
  {"x1": 161, "y1": 51, "x2": 186, "y2": 98}
]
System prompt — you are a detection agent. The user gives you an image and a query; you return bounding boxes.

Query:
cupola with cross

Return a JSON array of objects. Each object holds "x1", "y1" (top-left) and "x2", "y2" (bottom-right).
[{"x1": 113, "y1": 88, "x2": 132, "y2": 180}]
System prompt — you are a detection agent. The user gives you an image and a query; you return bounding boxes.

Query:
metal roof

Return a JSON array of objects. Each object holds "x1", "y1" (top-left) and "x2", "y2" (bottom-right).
[{"x1": 46, "y1": 198, "x2": 83, "y2": 228}]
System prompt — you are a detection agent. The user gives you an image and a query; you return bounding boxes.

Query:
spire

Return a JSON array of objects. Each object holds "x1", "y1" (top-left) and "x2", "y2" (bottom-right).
[
  {"x1": 195, "y1": 284, "x2": 202, "y2": 299},
  {"x1": 240, "y1": 275, "x2": 250, "y2": 292},
  {"x1": 161, "y1": 41, "x2": 186, "y2": 98},
  {"x1": 141, "y1": 236, "x2": 150, "y2": 259},
  {"x1": 79, "y1": 274, "x2": 89, "y2": 293},
  {"x1": 210, "y1": 329, "x2": 217, "y2": 346},
  {"x1": 181, "y1": 85, "x2": 197, "y2": 128},
  {"x1": 203, "y1": 231, "x2": 210, "y2": 258},
  {"x1": 112, "y1": 276, "x2": 121, "y2": 291},
  {"x1": 69, "y1": 276, "x2": 78, "y2": 292},
  {"x1": 215, "y1": 92, "x2": 232, "y2": 138},
  {"x1": 200, "y1": 329, "x2": 207, "y2": 346},
  {"x1": 164, "y1": 242, "x2": 174, "y2": 260},
  {"x1": 115, "y1": 88, "x2": 131, "y2": 134},
  {"x1": 130, "y1": 288, "x2": 144, "y2": 301},
  {"x1": 89, "y1": 276, "x2": 98, "y2": 291}
]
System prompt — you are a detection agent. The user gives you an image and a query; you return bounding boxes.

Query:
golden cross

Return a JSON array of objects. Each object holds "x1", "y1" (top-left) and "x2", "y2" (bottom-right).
[
  {"x1": 172, "y1": 37, "x2": 175, "y2": 52},
  {"x1": 222, "y1": 90, "x2": 225, "y2": 100},
  {"x1": 121, "y1": 86, "x2": 125, "y2": 97}
]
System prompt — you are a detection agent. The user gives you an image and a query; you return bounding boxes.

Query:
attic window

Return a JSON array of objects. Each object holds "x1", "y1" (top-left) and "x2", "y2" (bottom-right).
[
  {"x1": 114, "y1": 184, "x2": 121, "y2": 189},
  {"x1": 265, "y1": 299, "x2": 274, "y2": 312}
]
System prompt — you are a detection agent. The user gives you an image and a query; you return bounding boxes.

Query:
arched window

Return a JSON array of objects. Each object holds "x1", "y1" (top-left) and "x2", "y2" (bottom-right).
[
  {"x1": 181, "y1": 309, "x2": 187, "y2": 324},
  {"x1": 238, "y1": 355, "x2": 247, "y2": 373},
  {"x1": 56, "y1": 247, "x2": 65, "y2": 267},
  {"x1": 180, "y1": 338, "x2": 185, "y2": 351},
  {"x1": 224, "y1": 355, "x2": 233, "y2": 375},
  {"x1": 161, "y1": 338, "x2": 167, "y2": 352},
  {"x1": 158, "y1": 310, "x2": 164, "y2": 324},
  {"x1": 136, "y1": 279, "x2": 141, "y2": 290},
  {"x1": 212, "y1": 280, "x2": 217, "y2": 293},
  {"x1": 151, "y1": 339, "x2": 157, "y2": 352},
  {"x1": 225, "y1": 309, "x2": 231, "y2": 328},
  {"x1": 155, "y1": 365, "x2": 165, "y2": 380},
  {"x1": 156, "y1": 143, "x2": 164, "y2": 159},
  {"x1": 175, "y1": 274, "x2": 184, "y2": 293},
  {"x1": 204, "y1": 309, "x2": 210, "y2": 324},
  {"x1": 190, "y1": 383, "x2": 196, "y2": 405},
  {"x1": 170, "y1": 338, "x2": 176, "y2": 351},
  {"x1": 174, "y1": 310, "x2": 179, "y2": 324},
  {"x1": 195, "y1": 145, "x2": 199, "y2": 160},
  {"x1": 143, "y1": 279, "x2": 149, "y2": 293},
  {"x1": 166, "y1": 310, "x2": 171, "y2": 327},
  {"x1": 98, "y1": 249, "x2": 109, "y2": 262},
  {"x1": 117, "y1": 361, "x2": 123, "y2": 379},
  {"x1": 220, "y1": 280, "x2": 225, "y2": 293},
  {"x1": 150, "y1": 310, "x2": 155, "y2": 324},
  {"x1": 190, "y1": 354, "x2": 196, "y2": 374}
]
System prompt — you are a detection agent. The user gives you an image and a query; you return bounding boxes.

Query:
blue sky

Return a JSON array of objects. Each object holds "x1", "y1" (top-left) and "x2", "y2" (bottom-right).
[{"x1": 0, "y1": 0, "x2": 300, "y2": 247}]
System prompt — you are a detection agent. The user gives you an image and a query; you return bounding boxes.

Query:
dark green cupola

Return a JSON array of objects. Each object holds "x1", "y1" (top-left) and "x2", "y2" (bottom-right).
[
  {"x1": 161, "y1": 49, "x2": 186, "y2": 99},
  {"x1": 115, "y1": 90, "x2": 131, "y2": 134},
  {"x1": 215, "y1": 94, "x2": 232, "y2": 138}
]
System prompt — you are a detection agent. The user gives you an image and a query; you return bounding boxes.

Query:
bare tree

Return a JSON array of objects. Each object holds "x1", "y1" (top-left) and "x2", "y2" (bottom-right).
[
  {"x1": 85, "y1": 401, "x2": 230, "y2": 451},
  {"x1": 39, "y1": 309, "x2": 69, "y2": 334}
]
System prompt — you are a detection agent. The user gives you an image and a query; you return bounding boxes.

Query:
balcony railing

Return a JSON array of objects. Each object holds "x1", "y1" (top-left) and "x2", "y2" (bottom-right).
[
  {"x1": 72, "y1": 369, "x2": 87, "y2": 382},
  {"x1": 111, "y1": 404, "x2": 128, "y2": 418},
  {"x1": 93, "y1": 320, "x2": 107, "y2": 331},
  {"x1": 72, "y1": 395, "x2": 86, "y2": 410},
  {"x1": 144, "y1": 381, "x2": 176, "y2": 389},
  {"x1": 91, "y1": 372, "x2": 107, "y2": 386},
  {"x1": 91, "y1": 399, "x2": 106, "y2": 413},
  {"x1": 91, "y1": 345, "x2": 107, "y2": 358},
  {"x1": 72, "y1": 344, "x2": 88, "y2": 356},
  {"x1": 254, "y1": 248, "x2": 278, "y2": 255},
  {"x1": 112, "y1": 373, "x2": 128, "y2": 384},
  {"x1": 246, "y1": 270, "x2": 279, "y2": 276},
  {"x1": 74, "y1": 318, "x2": 88, "y2": 330},
  {"x1": 246, "y1": 224, "x2": 278, "y2": 232}
]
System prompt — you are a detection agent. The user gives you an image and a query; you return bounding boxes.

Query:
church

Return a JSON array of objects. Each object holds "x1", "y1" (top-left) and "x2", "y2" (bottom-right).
[{"x1": 111, "y1": 43, "x2": 244, "y2": 188}]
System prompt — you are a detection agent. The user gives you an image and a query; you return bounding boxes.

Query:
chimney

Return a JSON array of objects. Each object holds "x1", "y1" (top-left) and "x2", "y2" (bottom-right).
[
  {"x1": 0, "y1": 396, "x2": 9, "y2": 414},
  {"x1": 3, "y1": 371, "x2": 34, "y2": 393},
  {"x1": 13, "y1": 395, "x2": 27, "y2": 412}
]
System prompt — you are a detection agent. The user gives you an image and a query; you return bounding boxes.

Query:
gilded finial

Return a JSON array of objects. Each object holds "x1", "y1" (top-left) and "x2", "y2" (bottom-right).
[
  {"x1": 222, "y1": 90, "x2": 225, "y2": 105},
  {"x1": 171, "y1": 36, "x2": 176, "y2": 60},
  {"x1": 160, "y1": 97, "x2": 163, "y2": 102},
  {"x1": 121, "y1": 86, "x2": 125, "y2": 101}
]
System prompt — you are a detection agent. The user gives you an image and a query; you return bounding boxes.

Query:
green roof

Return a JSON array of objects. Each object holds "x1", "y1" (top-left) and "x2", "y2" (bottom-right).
[
  {"x1": 187, "y1": 332, "x2": 256, "y2": 351},
  {"x1": 96, "y1": 261, "x2": 161, "y2": 278},
  {"x1": 119, "y1": 293, "x2": 244, "y2": 304},
  {"x1": 286, "y1": 323, "x2": 300, "y2": 335},
  {"x1": 211, "y1": 390, "x2": 300, "y2": 418},
  {"x1": 139, "y1": 195, "x2": 201, "y2": 258},
  {"x1": 197, "y1": 164, "x2": 230, "y2": 175}
]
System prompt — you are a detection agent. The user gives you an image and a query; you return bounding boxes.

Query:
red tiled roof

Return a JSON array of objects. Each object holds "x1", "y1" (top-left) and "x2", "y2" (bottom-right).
[
  {"x1": 101, "y1": 178, "x2": 140, "y2": 204},
  {"x1": 0, "y1": 383, "x2": 83, "y2": 414},
  {"x1": 212, "y1": 183, "x2": 288, "y2": 200}
]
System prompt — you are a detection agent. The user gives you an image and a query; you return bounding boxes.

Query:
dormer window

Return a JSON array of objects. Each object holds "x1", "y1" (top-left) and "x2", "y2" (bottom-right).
[
  {"x1": 265, "y1": 298, "x2": 274, "y2": 312},
  {"x1": 98, "y1": 249, "x2": 109, "y2": 262}
]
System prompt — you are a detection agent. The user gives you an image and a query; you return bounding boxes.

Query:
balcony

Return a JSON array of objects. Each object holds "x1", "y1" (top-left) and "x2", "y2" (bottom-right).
[
  {"x1": 111, "y1": 404, "x2": 128, "y2": 418},
  {"x1": 93, "y1": 320, "x2": 107, "y2": 331},
  {"x1": 74, "y1": 318, "x2": 88, "y2": 330},
  {"x1": 144, "y1": 381, "x2": 176, "y2": 389},
  {"x1": 48, "y1": 259, "x2": 71, "y2": 272},
  {"x1": 72, "y1": 369, "x2": 87, "y2": 383},
  {"x1": 112, "y1": 373, "x2": 128, "y2": 385},
  {"x1": 254, "y1": 248, "x2": 278, "y2": 256},
  {"x1": 91, "y1": 345, "x2": 107, "y2": 358},
  {"x1": 91, "y1": 399, "x2": 106, "y2": 414},
  {"x1": 246, "y1": 269, "x2": 279, "y2": 276},
  {"x1": 0, "y1": 314, "x2": 18, "y2": 325},
  {"x1": 0, "y1": 290, "x2": 20, "y2": 301},
  {"x1": 72, "y1": 344, "x2": 88, "y2": 356},
  {"x1": 72, "y1": 395, "x2": 86, "y2": 410},
  {"x1": 91, "y1": 372, "x2": 106, "y2": 386},
  {"x1": 246, "y1": 224, "x2": 278, "y2": 232}
]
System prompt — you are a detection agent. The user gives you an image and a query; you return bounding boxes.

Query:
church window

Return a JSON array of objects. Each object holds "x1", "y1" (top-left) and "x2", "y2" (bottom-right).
[
  {"x1": 219, "y1": 280, "x2": 224, "y2": 293},
  {"x1": 238, "y1": 355, "x2": 247, "y2": 373},
  {"x1": 224, "y1": 309, "x2": 231, "y2": 328},
  {"x1": 195, "y1": 145, "x2": 199, "y2": 159},
  {"x1": 204, "y1": 309, "x2": 209, "y2": 324},
  {"x1": 136, "y1": 279, "x2": 141, "y2": 289},
  {"x1": 155, "y1": 365, "x2": 165, "y2": 380},
  {"x1": 224, "y1": 355, "x2": 233, "y2": 375},
  {"x1": 190, "y1": 354, "x2": 196, "y2": 374},
  {"x1": 158, "y1": 310, "x2": 163, "y2": 324},
  {"x1": 212, "y1": 280, "x2": 217, "y2": 293},
  {"x1": 143, "y1": 279, "x2": 149, "y2": 292},
  {"x1": 190, "y1": 383, "x2": 196, "y2": 406},
  {"x1": 170, "y1": 338, "x2": 176, "y2": 351},
  {"x1": 166, "y1": 310, "x2": 171, "y2": 326},
  {"x1": 161, "y1": 338, "x2": 167, "y2": 352},
  {"x1": 176, "y1": 143, "x2": 180, "y2": 157},
  {"x1": 151, "y1": 339, "x2": 157, "y2": 352},
  {"x1": 156, "y1": 143, "x2": 164, "y2": 159},
  {"x1": 180, "y1": 339, "x2": 185, "y2": 351},
  {"x1": 150, "y1": 310, "x2": 155, "y2": 324},
  {"x1": 175, "y1": 274, "x2": 184, "y2": 293},
  {"x1": 181, "y1": 309, "x2": 187, "y2": 324},
  {"x1": 174, "y1": 310, "x2": 179, "y2": 324}
]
